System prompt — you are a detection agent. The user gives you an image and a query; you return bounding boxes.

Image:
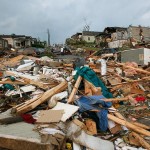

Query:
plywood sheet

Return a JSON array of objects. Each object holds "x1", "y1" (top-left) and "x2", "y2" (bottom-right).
[
  {"x1": 36, "y1": 110, "x2": 64, "y2": 123},
  {"x1": 52, "y1": 102, "x2": 79, "y2": 122}
]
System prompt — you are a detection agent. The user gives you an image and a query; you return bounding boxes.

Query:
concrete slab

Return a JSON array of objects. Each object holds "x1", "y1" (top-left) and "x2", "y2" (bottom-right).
[{"x1": 0, "y1": 122, "x2": 51, "y2": 150}]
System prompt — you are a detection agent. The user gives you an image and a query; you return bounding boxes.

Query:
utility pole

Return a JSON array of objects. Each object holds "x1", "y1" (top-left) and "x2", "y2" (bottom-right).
[{"x1": 47, "y1": 29, "x2": 50, "y2": 46}]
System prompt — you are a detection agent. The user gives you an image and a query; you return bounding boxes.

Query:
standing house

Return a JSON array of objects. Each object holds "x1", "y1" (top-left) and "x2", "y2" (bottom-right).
[
  {"x1": 0, "y1": 34, "x2": 35, "y2": 49},
  {"x1": 82, "y1": 31, "x2": 102, "y2": 43}
]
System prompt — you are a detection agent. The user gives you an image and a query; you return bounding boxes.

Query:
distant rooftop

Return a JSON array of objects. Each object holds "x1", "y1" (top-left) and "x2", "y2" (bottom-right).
[
  {"x1": 129, "y1": 25, "x2": 150, "y2": 29},
  {"x1": 82, "y1": 31, "x2": 103, "y2": 36},
  {"x1": 0, "y1": 34, "x2": 32, "y2": 39},
  {"x1": 104, "y1": 27, "x2": 127, "y2": 33}
]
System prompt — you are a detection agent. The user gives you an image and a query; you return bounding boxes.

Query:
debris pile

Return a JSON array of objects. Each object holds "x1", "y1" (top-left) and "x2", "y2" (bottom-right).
[{"x1": 0, "y1": 54, "x2": 149, "y2": 150}]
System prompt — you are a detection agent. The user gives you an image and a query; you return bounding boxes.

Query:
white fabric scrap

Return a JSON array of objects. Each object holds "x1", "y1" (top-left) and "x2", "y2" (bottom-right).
[
  {"x1": 40, "y1": 128, "x2": 65, "y2": 136},
  {"x1": 97, "y1": 59, "x2": 107, "y2": 75},
  {"x1": 16, "y1": 62, "x2": 35, "y2": 71},
  {"x1": 48, "y1": 91, "x2": 68, "y2": 108}
]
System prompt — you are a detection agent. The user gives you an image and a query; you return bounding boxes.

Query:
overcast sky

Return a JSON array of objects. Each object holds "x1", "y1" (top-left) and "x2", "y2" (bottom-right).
[{"x1": 0, "y1": 0, "x2": 150, "y2": 44}]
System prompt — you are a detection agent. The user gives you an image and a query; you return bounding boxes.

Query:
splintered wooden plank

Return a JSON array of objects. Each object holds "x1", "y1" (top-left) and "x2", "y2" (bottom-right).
[
  {"x1": 108, "y1": 114, "x2": 150, "y2": 136},
  {"x1": 5, "y1": 71, "x2": 51, "y2": 90},
  {"x1": 84, "y1": 79, "x2": 92, "y2": 96},
  {"x1": 68, "y1": 76, "x2": 82, "y2": 103},
  {"x1": 0, "y1": 80, "x2": 27, "y2": 85},
  {"x1": 36, "y1": 110, "x2": 64, "y2": 123},
  {"x1": 117, "y1": 62, "x2": 150, "y2": 75},
  {"x1": 16, "y1": 81, "x2": 68, "y2": 114},
  {"x1": 107, "y1": 77, "x2": 122, "y2": 85},
  {"x1": 132, "y1": 132, "x2": 150, "y2": 150}
]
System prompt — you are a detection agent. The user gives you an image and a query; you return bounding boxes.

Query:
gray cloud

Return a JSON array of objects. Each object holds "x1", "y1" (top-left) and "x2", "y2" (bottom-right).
[{"x1": 0, "y1": 0, "x2": 150, "y2": 43}]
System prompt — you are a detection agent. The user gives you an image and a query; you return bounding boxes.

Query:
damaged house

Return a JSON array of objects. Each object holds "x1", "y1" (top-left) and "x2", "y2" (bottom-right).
[
  {"x1": 95, "y1": 32, "x2": 111, "y2": 47},
  {"x1": 106, "y1": 26, "x2": 150, "y2": 48},
  {"x1": 128, "y1": 25, "x2": 150, "y2": 43},
  {"x1": 104, "y1": 27, "x2": 128, "y2": 41},
  {"x1": 103, "y1": 27, "x2": 128, "y2": 48},
  {"x1": 71, "y1": 32, "x2": 82, "y2": 41},
  {"x1": 0, "y1": 34, "x2": 37, "y2": 49}
]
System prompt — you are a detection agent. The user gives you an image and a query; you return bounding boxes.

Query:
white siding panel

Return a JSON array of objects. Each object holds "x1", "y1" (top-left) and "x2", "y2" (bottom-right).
[{"x1": 144, "y1": 48, "x2": 150, "y2": 65}]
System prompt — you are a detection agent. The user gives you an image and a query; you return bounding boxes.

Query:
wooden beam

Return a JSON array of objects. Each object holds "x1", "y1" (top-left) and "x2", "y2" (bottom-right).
[
  {"x1": 108, "y1": 114, "x2": 150, "y2": 136},
  {"x1": 132, "y1": 132, "x2": 150, "y2": 150},
  {"x1": 88, "y1": 51, "x2": 98, "y2": 58},
  {"x1": 117, "y1": 62, "x2": 150, "y2": 75},
  {"x1": 5, "y1": 71, "x2": 52, "y2": 90},
  {"x1": 84, "y1": 80, "x2": 92, "y2": 96},
  {"x1": 101, "y1": 94, "x2": 138, "y2": 103},
  {"x1": 15, "y1": 81, "x2": 68, "y2": 114},
  {"x1": 113, "y1": 110, "x2": 150, "y2": 130},
  {"x1": 12, "y1": 94, "x2": 43, "y2": 114},
  {"x1": 84, "y1": 80, "x2": 99, "y2": 94},
  {"x1": 102, "y1": 97, "x2": 129, "y2": 102},
  {"x1": 132, "y1": 122, "x2": 150, "y2": 130},
  {"x1": 68, "y1": 76, "x2": 82, "y2": 103},
  {"x1": 0, "y1": 81, "x2": 27, "y2": 85},
  {"x1": 111, "y1": 76, "x2": 150, "y2": 92}
]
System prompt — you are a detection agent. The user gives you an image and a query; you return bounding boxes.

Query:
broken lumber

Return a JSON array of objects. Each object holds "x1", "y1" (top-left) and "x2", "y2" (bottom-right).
[
  {"x1": 108, "y1": 114, "x2": 150, "y2": 136},
  {"x1": 131, "y1": 122, "x2": 150, "y2": 130},
  {"x1": 12, "y1": 94, "x2": 43, "y2": 113},
  {"x1": 14, "y1": 81, "x2": 68, "y2": 114},
  {"x1": 0, "y1": 80, "x2": 27, "y2": 85},
  {"x1": 112, "y1": 107, "x2": 150, "y2": 130},
  {"x1": 68, "y1": 76, "x2": 82, "y2": 103},
  {"x1": 5, "y1": 71, "x2": 51, "y2": 90},
  {"x1": 102, "y1": 97, "x2": 129, "y2": 102},
  {"x1": 117, "y1": 62, "x2": 150, "y2": 75},
  {"x1": 132, "y1": 132, "x2": 150, "y2": 150},
  {"x1": 111, "y1": 76, "x2": 150, "y2": 92},
  {"x1": 88, "y1": 51, "x2": 98, "y2": 58},
  {"x1": 84, "y1": 80, "x2": 92, "y2": 96},
  {"x1": 102, "y1": 94, "x2": 138, "y2": 103},
  {"x1": 84, "y1": 80, "x2": 99, "y2": 94},
  {"x1": 113, "y1": 111, "x2": 150, "y2": 130}
]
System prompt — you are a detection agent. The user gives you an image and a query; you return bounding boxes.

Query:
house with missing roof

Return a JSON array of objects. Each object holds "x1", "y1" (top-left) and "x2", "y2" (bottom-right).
[
  {"x1": 105, "y1": 26, "x2": 150, "y2": 48},
  {"x1": 0, "y1": 34, "x2": 37, "y2": 49},
  {"x1": 103, "y1": 27, "x2": 128, "y2": 48},
  {"x1": 71, "y1": 32, "x2": 82, "y2": 41},
  {"x1": 104, "y1": 27, "x2": 128, "y2": 41},
  {"x1": 95, "y1": 32, "x2": 111, "y2": 45}
]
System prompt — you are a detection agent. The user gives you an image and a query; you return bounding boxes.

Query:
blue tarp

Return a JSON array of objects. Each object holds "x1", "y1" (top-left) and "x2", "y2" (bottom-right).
[{"x1": 75, "y1": 95, "x2": 112, "y2": 131}]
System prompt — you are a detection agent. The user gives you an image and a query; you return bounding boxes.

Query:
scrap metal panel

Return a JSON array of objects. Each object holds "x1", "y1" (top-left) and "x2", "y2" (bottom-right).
[{"x1": 121, "y1": 48, "x2": 144, "y2": 65}]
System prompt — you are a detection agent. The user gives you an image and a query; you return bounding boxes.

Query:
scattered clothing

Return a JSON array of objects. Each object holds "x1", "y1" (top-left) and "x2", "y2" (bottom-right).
[
  {"x1": 75, "y1": 95, "x2": 112, "y2": 131},
  {"x1": 21, "y1": 114, "x2": 36, "y2": 124}
]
